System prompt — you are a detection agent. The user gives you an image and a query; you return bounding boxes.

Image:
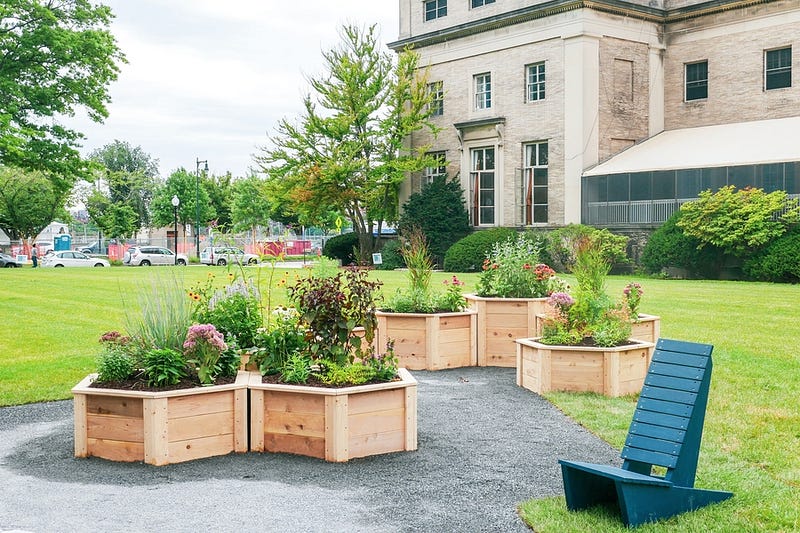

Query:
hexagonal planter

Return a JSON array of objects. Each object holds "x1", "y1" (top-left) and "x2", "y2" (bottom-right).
[
  {"x1": 249, "y1": 368, "x2": 418, "y2": 462},
  {"x1": 72, "y1": 371, "x2": 249, "y2": 465},
  {"x1": 465, "y1": 294, "x2": 550, "y2": 367},
  {"x1": 375, "y1": 310, "x2": 477, "y2": 370},
  {"x1": 515, "y1": 338, "x2": 655, "y2": 397}
]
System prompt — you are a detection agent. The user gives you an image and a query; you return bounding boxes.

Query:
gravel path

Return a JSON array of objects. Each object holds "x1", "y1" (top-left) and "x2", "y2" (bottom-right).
[{"x1": 0, "y1": 367, "x2": 620, "y2": 532}]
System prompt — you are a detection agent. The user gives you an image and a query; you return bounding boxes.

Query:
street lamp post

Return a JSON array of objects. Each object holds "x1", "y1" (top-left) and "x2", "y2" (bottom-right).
[
  {"x1": 171, "y1": 195, "x2": 180, "y2": 265},
  {"x1": 195, "y1": 158, "x2": 208, "y2": 256}
]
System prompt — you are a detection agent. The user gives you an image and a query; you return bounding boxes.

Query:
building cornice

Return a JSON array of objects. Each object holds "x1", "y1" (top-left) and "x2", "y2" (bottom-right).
[{"x1": 388, "y1": 0, "x2": 773, "y2": 50}]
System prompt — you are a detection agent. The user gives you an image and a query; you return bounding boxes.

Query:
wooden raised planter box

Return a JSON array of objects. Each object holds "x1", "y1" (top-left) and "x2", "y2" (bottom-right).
[
  {"x1": 73, "y1": 371, "x2": 249, "y2": 466},
  {"x1": 465, "y1": 294, "x2": 549, "y2": 367},
  {"x1": 249, "y1": 368, "x2": 418, "y2": 462},
  {"x1": 375, "y1": 310, "x2": 476, "y2": 370},
  {"x1": 515, "y1": 338, "x2": 655, "y2": 397}
]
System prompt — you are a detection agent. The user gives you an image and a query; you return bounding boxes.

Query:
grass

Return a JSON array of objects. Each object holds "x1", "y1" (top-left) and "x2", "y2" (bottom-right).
[{"x1": 1, "y1": 267, "x2": 798, "y2": 530}]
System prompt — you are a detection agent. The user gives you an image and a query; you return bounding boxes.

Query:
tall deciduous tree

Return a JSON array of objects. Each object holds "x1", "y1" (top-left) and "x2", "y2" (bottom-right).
[
  {"x1": 204, "y1": 172, "x2": 234, "y2": 231},
  {"x1": 0, "y1": 167, "x2": 69, "y2": 243},
  {"x1": 0, "y1": 1, "x2": 125, "y2": 180},
  {"x1": 230, "y1": 175, "x2": 272, "y2": 242},
  {"x1": 255, "y1": 24, "x2": 439, "y2": 261},
  {"x1": 89, "y1": 140, "x2": 159, "y2": 231}
]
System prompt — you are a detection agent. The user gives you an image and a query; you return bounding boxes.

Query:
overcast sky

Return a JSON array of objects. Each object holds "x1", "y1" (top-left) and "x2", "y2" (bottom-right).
[{"x1": 71, "y1": 1, "x2": 398, "y2": 179}]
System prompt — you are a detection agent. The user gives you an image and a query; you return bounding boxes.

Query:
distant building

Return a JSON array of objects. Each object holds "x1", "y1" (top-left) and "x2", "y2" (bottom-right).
[{"x1": 389, "y1": 0, "x2": 800, "y2": 229}]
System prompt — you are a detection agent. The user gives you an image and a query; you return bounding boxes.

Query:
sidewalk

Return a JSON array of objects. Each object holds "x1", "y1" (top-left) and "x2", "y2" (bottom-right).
[{"x1": 0, "y1": 367, "x2": 620, "y2": 532}]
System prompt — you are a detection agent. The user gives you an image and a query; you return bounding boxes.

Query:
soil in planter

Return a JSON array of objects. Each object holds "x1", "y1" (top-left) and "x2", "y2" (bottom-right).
[
  {"x1": 260, "y1": 373, "x2": 401, "y2": 388},
  {"x1": 539, "y1": 337, "x2": 639, "y2": 348},
  {"x1": 89, "y1": 371, "x2": 237, "y2": 392}
]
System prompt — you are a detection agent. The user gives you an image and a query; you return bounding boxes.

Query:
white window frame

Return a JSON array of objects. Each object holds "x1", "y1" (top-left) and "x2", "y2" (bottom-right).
[
  {"x1": 525, "y1": 62, "x2": 546, "y2": 103},
  {"x1": 428, "y1": 81, "x2": 444, "y2": 116},
  {"x1": 765, "y1": 46, "x2": 792, "y2": 90},
  {"x1": 424, "y1": 0, "x2": 447, "y2": 21},
  {"x1": 470, "y1": 146, "x2": 495, "y2": 226},
  {"x1": 523, "y1": 142, "x2": 548, "y2": 225},
  {"x1": 474, "y1": 72, "x2": 492, "y2": 110},
  {"x1": 423, "y1": 151, "x2": 447, "y2": 184},
  {"x1": 685, "y1": 60, "x2": 708, "y2": 101}
]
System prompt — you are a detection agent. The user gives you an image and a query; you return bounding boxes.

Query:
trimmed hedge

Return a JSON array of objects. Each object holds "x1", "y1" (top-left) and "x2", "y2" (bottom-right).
[
  {"x1": 443, "y1": 227, "x2": 516, "y2": 272},
  {"x1": 322, "y1": 232, "x2": 359, "y2": 265}
]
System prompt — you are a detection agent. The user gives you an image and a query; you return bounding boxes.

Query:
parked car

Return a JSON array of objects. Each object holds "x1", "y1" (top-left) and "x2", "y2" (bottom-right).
[
  {"x1": 40, "y1": 250, "x2": 110, "y2": 268},
  {"x1": 199, "y1": 246, "x2": 259, "y2": 266},
  {"x1": 0, "y1": 253, "x2": 23, "y2": 268},
  {"x1": 78, "y1": 241, "x2": 106, "y2": 254},
  {"x1": 123, "y1": 246, "x2": 187, "y2": 266}
]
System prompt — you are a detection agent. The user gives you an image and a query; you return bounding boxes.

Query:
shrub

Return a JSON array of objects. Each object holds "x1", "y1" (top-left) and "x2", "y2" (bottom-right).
[
  {"x1": 96, "y1": 351, "x2": 135, "y2": 382},
  {"x1": 743, "y1": 225, "x2": 800, "y2": 282},
  {"x1": 641, "y1": 211, "x2": 725, "y2": 277},
  {"x1": 192, "y1": 275, "x2": 262, "y2": 349},
  {"x1": 398, "y1": 175, "x2": 472, "y2": 267},
  {"x1": 322, "y1": 232, "x2": 359, "y2": 265},
  {"x1": 250, "y1": 308, "x2": 306, "y2": 375},
  {"x1": 443, "y1": 227, "x2": 516, "y2": 272},
  {"x1": 143, "y1": 348, "x2": 187, "y2": 388},
  {"x1": 546, "y1": 224, "x2": 628, "y2": 273},
  {"x1": 375, "y1": 238, "x2": 404, "y2": 270},
  {"x1": 475, "y1": 234, "x2": 565, "y2": 298}
]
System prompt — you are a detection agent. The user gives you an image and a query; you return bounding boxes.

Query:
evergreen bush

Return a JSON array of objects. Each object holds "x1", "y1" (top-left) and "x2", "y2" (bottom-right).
[
  {"x1": 641, "y1": 211, "x2": 725, "y2": 277},
  {"x1": 743, "y1": 225, "x2": 800, "y2": 282},
  {"x1": 375, "y1": 238, "x2": 404, "y2": 270},
  {"x1": 398, "y1": 175, "x2": 472, "y2": 267},
  {"x1": 322, "y1": 232, "x2": 359, "y2": 265}
]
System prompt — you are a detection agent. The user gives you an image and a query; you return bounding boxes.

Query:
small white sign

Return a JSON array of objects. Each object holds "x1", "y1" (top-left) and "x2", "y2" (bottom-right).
[{"x1": 372, "y1": 253, "x2": 382, "y2": 265}]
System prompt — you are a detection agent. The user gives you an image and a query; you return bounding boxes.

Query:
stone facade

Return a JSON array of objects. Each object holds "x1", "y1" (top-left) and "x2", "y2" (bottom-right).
[{"x1": 391, "y1": 0, "x2": 800, "y2": 228}]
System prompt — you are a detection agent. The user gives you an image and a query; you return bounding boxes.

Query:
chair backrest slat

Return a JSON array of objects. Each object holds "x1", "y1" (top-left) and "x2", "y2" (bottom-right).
[{"x1": 621, "y1": 338, "x2": 714, "y2": 486}]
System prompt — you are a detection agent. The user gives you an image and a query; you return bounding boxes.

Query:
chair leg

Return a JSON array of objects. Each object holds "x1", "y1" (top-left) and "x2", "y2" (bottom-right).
[
  {"x1": 561, "y1": 464, "x2": 618, "y2": 511},
  {"x1": 617, "y1": 483, "x2": 734, "y2": 527}
]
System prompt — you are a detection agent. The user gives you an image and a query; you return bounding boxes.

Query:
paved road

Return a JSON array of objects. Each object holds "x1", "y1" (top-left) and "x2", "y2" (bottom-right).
[{"x1": 0, "y1": 367, "x2": 620, "y2": 532}]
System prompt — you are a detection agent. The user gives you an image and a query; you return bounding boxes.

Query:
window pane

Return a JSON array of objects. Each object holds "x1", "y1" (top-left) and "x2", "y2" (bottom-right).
[
  {"x1": 701, "y1": 167, "x2": 727, "y2": 192},
  {"x1": 686, "y1": 62, "x2": 708, "y2": 101},
  {"x1": 533, "y1": 205, "x2": 547, "y2": 223},
  {"x1": 677, "y1": 169, "x2": 703, "y2": 198},
  {"x1": 629, "y1": 172, "x2": 652, "y2": 201},
  {"x1": 538, "y1": 142, "x2": 548, "y2": 165},
  {"x1": 480, "y1": 172, "x2": 494, "y2": 189},
  {"x1": 607, "y1": 174, "x2": 630, "y2": 202},
  {"x1": 533, "y1": 168, "x2": 547, "y2": 186},
  {"x1": 785, "y1": 163, "x2": 799, "y2": 194},
  {"x1": 766, "y1": 47, "x2": 791, "y2": 90},
  {"x1": 728, "y1": 165, "x2": 754, "y2": 189},
  {"x1": 484, "y1": 147, "x2": 495, "y2": 169},
  {"x1": 533, "y1": 187, "x2": 547, "y2": 204},
  {"x1": 652, "y1": 171, "x2": 675, "y2": 200}
]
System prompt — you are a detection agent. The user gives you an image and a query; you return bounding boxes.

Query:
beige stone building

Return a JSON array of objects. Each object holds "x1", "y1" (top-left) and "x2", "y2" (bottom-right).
[{"x1": 389, "y1": 0, "x2": 800, "y2": 229}]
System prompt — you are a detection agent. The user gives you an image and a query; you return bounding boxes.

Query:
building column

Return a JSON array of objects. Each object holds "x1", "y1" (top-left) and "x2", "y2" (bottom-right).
[
  {"x1": 649, "y1": 44, "x2": 665, "y2": 136},
  {"x1": 563, "y1": 34, "x2": 600, "y2": 224}
]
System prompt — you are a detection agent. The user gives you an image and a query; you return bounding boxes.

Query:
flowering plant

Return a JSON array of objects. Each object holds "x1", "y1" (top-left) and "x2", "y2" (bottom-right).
[
  {"x1": 622, "y1": 282, "x2": 644, "y2": 318},
  {"x1": 539, "y1": 237, "x2": 637, "y2": 347},
  {"x1": 256, "y1": 266, "x2": 399, "y2": 386},
  {"x1": 383, "y1": 228, "x2": 468, "y2": 313},
  {"x1": 476, "y1": 234, "x2": 566, "y2": 298},
  {"x1": 183, "y1": 324, "x2": 228, "y2": 385}
]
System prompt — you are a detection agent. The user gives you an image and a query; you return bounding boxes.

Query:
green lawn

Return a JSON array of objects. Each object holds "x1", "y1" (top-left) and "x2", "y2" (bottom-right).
[{"x1": 1, "y1": 266, "x2": 798, "y2": 531}]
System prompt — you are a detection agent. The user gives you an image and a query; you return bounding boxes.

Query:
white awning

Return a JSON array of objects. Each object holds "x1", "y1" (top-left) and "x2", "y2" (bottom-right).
[{"x1": 584, "y1": 116, "x2": 800, "y2": 177}]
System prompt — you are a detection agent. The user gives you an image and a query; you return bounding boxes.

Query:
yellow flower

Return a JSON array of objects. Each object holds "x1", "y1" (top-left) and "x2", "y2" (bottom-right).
[
  {"x1": 227, "y1": 273, "x2": 235, "y2": 281},
  {"x1": 207, "y1": 272, "x2": 214, "y2": 279}
]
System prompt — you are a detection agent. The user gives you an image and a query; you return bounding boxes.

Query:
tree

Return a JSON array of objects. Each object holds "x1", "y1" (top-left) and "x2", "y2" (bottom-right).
[
  {"x1": 677, "y1": 186, "x2": 800, "y2": 256},
  {"x1": 230, "y1": 175, "x2": 272, "y2": 242},
  {"x1": 0, "y1": 166, "x2": 69, "y2": 243},
  {"x1": 89, "y1": 141, "x2": 159, "y2": 230},
  {"x1": 150, "y1": 169, "x2": 215, "y2": 246},
  {"x1": 255, "y1": 24, "x2": 439, "y2": 262},
  {"x1": 204, "y1": 172, "x2": 234, "y2": 231},
  {"x1": 85, "y1": 186, "x2": 138, "y2": 240},
  {"x1": 0, "y1": 1, "x2": 125, "y2": 180}
]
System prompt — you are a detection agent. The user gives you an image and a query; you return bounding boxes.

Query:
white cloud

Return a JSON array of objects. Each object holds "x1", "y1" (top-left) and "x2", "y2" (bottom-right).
[{"x1": 72, "y1": 1, "x2": 398, "y2": 178}]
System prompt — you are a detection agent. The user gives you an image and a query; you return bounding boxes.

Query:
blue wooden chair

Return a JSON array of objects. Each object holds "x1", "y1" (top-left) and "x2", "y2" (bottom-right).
[{"x1": 558, "y1": 338, "x2": 733, "y2": 527}]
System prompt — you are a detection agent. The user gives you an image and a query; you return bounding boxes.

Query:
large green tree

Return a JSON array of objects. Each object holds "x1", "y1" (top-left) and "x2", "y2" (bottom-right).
[
  {"x1": 89, "y1": 140, "x2": 159, "y2": 231},
  {"x1": 255, "y1": 24, "x2": 439, "y2": 262},
  {"x1": 0, "y1": 1, "x2": 125, "y2": 180},
  {"x1": 230, "y1": 175, "x2": 271, "y2": 240},
  {"x1": 0, "y1": 166, "x2": 69, "y2": 243},
  {"x1": 204, "y1": 172, "x2": 234, "y2": 231}
]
